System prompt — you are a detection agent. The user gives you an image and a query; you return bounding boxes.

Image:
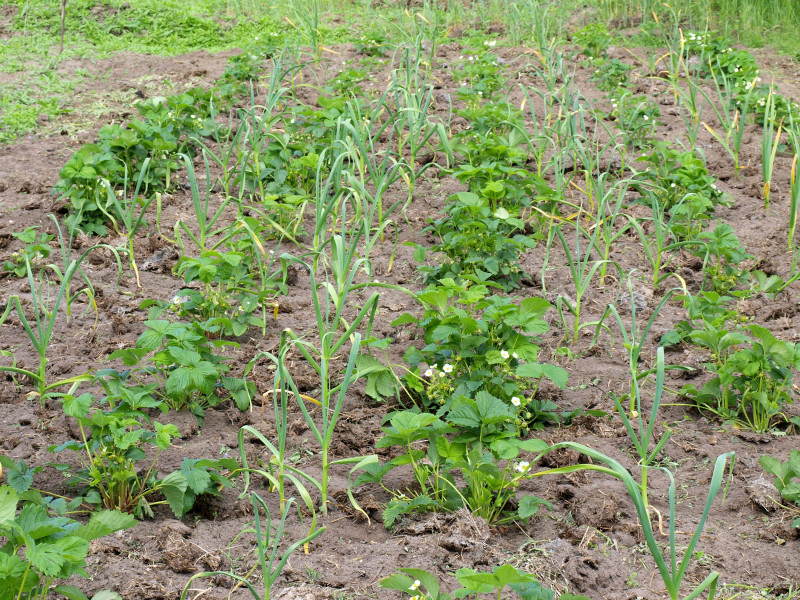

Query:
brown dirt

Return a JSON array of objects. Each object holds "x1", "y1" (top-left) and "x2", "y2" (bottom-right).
[{"x1": 1, "y1": 40, "x2": 800, "y2": 600}]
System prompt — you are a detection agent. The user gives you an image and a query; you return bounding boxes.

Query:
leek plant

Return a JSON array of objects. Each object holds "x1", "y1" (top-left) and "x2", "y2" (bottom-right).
[
  {"x1": 598, "y1": 277, "x2": 687, "y2": 511},
  {"x1": 543, "y1": 216, "x2": 621, "y2": 345},
  {"x1": 666, "y1": 36, "x2": 706, "y2": 149},
  {"x1": 700, "y1": 67, "x2": 758, "y2": 176},
  {"x1": 0, "y1": 217, "x2": 122, "y2": 400},
  {"x1": 577, "y1": 173, "x2": 632, "y2": 281},
  {"x1": 388, "y1": 64, "x2": 452, "y2": 181},
  {"x1": 533, "y1": 443, "x2": 735, "y2": 600},
  {"x1": 279, "y1": 208, "x2": 380, "y2": 513},
  {"x1": 42, "y1": 214, "x2": 106, "y2": 323},
  {"x1": 179, "y1": 494, "x2": 324, "y2": 600},
  {"x1": 787, "y1": 117, "x2": 800, "y2": 250},
  {"x1": 760, "y1": 87, "x2": 783, "y2": 209},
  {"x1": 289, "y1": 0, "x2": 322, "y2": 63},
  {"x1": 198, "y1": 56, "x2": 295, "y2": 207},
  {"x1": 97, "y1": 158, "x2": 155, "y2": 287},
  {"x1": 791, "y1": 154, "x2": 800, "y2": 250},
  {"x1": 169, "y1": 152, "x2": 235, "y2": 254},
  {"x1": 625, "y1": 193, "x2": 709, "y2": 289},
  {"x1": 236, "y1": 333, "x2": 319, "y2": 526},
  {"x1": 278, "y1": 327, "x2": 377, "y2": 516},
  {"x1": 337, "y1": 109, "x2": 410, "y2": 249}
]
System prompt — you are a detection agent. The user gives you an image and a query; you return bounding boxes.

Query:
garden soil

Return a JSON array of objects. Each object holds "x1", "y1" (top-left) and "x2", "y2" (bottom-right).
[{"x1": 1, "y1": 38, "x2": 799, "y2": 600}]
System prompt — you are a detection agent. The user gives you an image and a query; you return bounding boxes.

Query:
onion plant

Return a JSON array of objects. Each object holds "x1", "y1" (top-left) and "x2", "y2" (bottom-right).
[
  {"x1": 168, "y1": 152, "x2": 235, "y2": 254},
  {"x1": 289, "y1": 0, "x2": 322, "y2": 64},
  {"x1": 666, "y1": 37, "x2": 706, "y2": 149},
  {"x1": 576, "y1": 171, "x2": 631, "y2": 282},
  {"x1": 279, "y1": 219, "x2": 380, "y2": 514},
  {"x1": 236, "y1": 336, "x2": 319, "y2": 529},
  {"x1": 278, "y1": 328, "x2": 377, "y2": 516},
  {"x1": 791, "y1": 154, "x2": 800, "y2": 250},
  {"x1": 597, "y1": 277, "x2": 684, "y2": 414},
  {"x1": 337, "y1": 115, "x2": 409, "y2": 249}
]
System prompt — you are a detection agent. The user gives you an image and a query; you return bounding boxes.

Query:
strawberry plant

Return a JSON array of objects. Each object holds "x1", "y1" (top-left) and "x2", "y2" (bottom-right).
[
  {"x1": 0, "y1": 485, "x2": 137, "y2": 600},
  {"x1": 607, "y1": 93, "x2": 660, "y2": 149},
  {"x1": 693, "y1": 222, "x2": 751, "y2": 294},
  {"x1": 413, "y1": 192, "x2": 537, "y2": 291},
  {"x1": 573, "y1": 22, "x2": 611, "y2": 59},
  {"x1": 103, "y1": 318, "x2": 254, "y2": 417},
  {"x1": 682, "y1": 324, "x2": 800, "y2": 432},
  {"x1": 381, "y1": 564, "x2": 560, "y2": 600},
  {"x1": 759, "y1": 451, "x2": 800, "y2": 527},
  {"x1": 2, "y1": 226, "x2": 53, "y2": 278},
  {"x1": 454, "y1": 51, "x2": 504, "y2": 104},
  {"x1": 397, "y1": 279, "x2": 568, "y2": 428},
  {"x1": 455, "y1": 100, "x2": 523, "y2": 136},
  {"x1": 633, "y1": 142, "x2": 729, "y2": 213},
  {"x1": 355, "y1": 407, "x2": 550, "y2": 528},
  {"x1": 590, "y1": 57, "x2": 634, "y2": 92},
  {"x1": 173, "y1": 249, "x2": 284, "y2": 338},
  {"x1": 48, "y1": 392, "x2": 236, "y2": 518},
  {"x1": 56, "y1": 87, "x2": 221, "y2": 236}
]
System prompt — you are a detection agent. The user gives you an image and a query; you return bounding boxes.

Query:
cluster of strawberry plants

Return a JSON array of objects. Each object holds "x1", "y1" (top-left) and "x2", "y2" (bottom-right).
[{"x1": 56, "y1": 87, "x2": 222, "y2": 235}]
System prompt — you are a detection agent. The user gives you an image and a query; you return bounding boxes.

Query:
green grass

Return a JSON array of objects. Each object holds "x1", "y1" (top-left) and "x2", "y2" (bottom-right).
[
  {"x1": 0, "y1": 0, "x2": 289, "y2": 70},
  {"x1": 593, "y1": 0, "x2": 800, "y2": 57},
  {"x1": 0, "y1": 0, "x2": 358, "y2": 144},
  {"x1": 3, "y1": 0, "x2": 800, "y2": 146},
  {"x1": 0, "y1": 70, "x2": 85, "y2": 145}
]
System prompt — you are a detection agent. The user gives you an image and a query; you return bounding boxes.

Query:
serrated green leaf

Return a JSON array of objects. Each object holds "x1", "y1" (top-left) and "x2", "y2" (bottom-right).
[
  {"x1": 380, "y1": 572, "x2": 417, "y2": 592},
  {"x1": 28, "y1": 541, "x2": 66, "y2": 576},
  {"x1": 781, "y1": 482, "x2": 800, "y2": 503},
  {"x1": 511, "y1": 580, "x2": 555, "y2": 600},
  {"x1": 0, "y1": 486, "x2": 18, "y2": 524},
  {"x1": 160, "y1": 471, "x2": 189, "y2": 517},
  {"x1": 759, "y1": 455, "x2": 786, "y2": 480},
  {"x1": 107, "y1": 348, "x2": 148, "y2": 367},
  {"x1": 165, "y1": 367, "x2": 192, "y2": 396},
  {"x1": 788, "y1": 451, "x2": 800, "y2": 478},
  {"x1": 540, "y1": 364, "x2": 568, "y2": 389},
  {"x1": 5, "y1": 461, "x2": 35, "y2": 494},
  {"x1": 382, "y1": 499, "x2": 408, "y2": 529},
  {"x1": 154, "y1": 422, "x2": 180, "y2": 449},
  {"x1": 518, "y1": 495, "x2": 552, "y2": 520},
  {"x1": 91, "y1": 590, "x2": 124, "y2": 600},
  {"x1": 74, "y1": 510, "x2": 137, "y2": 541},
  {"x1": 62, "y1": 393, "x2": 93, "y2": 419},
  {"x1": 52, "y1": 536, "x2": 90, "y2": 577},
  {"x1": 52, "y1": 585, "x2": 90, "y2": 600},
  {"x1": 182, "y1": 466, "x2": 212, "y2": 495}
]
